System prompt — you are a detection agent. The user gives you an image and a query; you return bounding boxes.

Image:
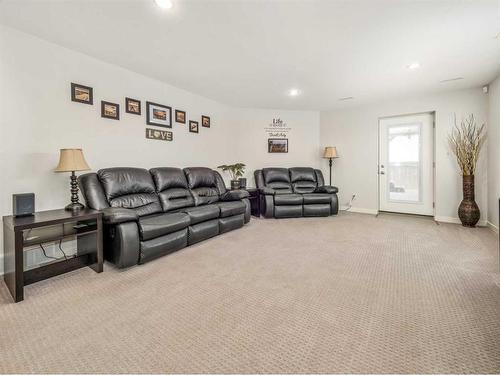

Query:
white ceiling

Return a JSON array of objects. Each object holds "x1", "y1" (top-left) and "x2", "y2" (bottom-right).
[{"x1": 1, "y1": 0, "x2": 500, "y2": 110}]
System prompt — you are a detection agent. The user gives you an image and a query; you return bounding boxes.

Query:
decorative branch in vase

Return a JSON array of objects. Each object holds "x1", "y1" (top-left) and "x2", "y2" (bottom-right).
[
  {"x1": 448, "y1": 114, "x2": 486, "y2": 227},
  {"x1": 217, "y1": 163, "x2": 246, "y2": 190}
]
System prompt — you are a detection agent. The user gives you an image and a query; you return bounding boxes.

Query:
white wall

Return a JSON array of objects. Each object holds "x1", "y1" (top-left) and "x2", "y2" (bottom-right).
[
  {"x1": 320, "y1": 89, "x2": 489, "y2": 223},
  {"x1": 0, "y1": 25, "x2": 320, "y2": 274},
  {"x1": 231, "y1": 108, "x2": 320, "y2": 187},
  {"x1": 487, "y1": 75, "x2": 500, "y2": 229}
]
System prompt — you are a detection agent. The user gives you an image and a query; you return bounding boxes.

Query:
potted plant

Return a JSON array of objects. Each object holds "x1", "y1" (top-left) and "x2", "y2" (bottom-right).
[
  {"x1": 448, "y1": 114, "x2": 486, "y2": 227},
  {"x1": 217, "y1": 163, "x2": 246, "y2": 190}
]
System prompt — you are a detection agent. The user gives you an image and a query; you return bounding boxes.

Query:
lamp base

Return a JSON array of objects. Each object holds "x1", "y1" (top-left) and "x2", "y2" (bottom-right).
[
  {"x1": 65, "y1": 202, "x2": 84, "y2": 212},
  {"x1": 65, "y1": 171, "x2": 85, "y2": 212}
]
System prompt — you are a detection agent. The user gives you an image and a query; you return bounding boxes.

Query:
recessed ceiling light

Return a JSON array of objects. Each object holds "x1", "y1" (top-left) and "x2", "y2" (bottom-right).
[
  {"x1": 439, "y1": 77, "x2": 464, "y2": 83},
  {"x1": 407, "y1": 62, "x2": 421, "y2": 70},
  {"x1": 288, "y1": 88, "x2": 301, "y2": 96},
  {"x1": 338, "y1": 96, "x2": 354, "y2": 101},
  {"x1": 155, "y1": 0, "x2": 173, "y2": 9}
]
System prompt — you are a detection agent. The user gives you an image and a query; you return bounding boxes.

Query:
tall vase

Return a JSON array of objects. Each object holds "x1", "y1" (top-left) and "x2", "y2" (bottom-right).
[{"x1": 458, "y1": 174, "x2": 480, "y2": 227}]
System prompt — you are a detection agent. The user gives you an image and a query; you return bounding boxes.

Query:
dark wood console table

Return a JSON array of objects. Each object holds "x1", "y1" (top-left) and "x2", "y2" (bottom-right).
[{"x1": 3, "y1": 208, "x2": 103, "y2": 302}]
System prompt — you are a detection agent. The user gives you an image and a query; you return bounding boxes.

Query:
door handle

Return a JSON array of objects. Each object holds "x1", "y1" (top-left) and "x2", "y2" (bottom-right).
[{"x1": 380, "y1": 171, "x2": 385, "y2": 175}]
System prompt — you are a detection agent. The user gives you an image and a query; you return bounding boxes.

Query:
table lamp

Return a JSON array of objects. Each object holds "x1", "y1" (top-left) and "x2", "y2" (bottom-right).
[
  {"x1": 322, "y1": 146, "x2": 339, "y2": 185},
  {"x1": 54, "y1": 148, "x2": 90, "y2": 211}
]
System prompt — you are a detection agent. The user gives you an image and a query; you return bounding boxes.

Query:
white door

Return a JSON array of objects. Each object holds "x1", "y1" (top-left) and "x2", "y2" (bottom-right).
[{"x1": 379, "y1": 113, "x2": 434, "y2": 216}]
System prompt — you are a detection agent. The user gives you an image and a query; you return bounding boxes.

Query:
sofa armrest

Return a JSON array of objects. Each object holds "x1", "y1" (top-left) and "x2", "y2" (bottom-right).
[
  {"x1": 102, "y1": 207, "x2": 139, "y2": 225},
  {"x1": 220, "y1": 190, "x2": 250, "y2": 201},
  {"x1": 260, "y1": 187, "x2": 276, "y2": 195},
  {"x1": 315, "y1": 185, "x2": 338, "y2": 194}
]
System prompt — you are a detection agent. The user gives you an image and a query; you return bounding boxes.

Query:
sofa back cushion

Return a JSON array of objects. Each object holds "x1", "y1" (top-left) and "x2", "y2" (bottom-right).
[
  {"x1": 150, "y1": 167, "x2": 194, "y2": 212},
  {"x1": 289, "y1": 167, "x2": 318, "y2": 194},
  {"x1": 262, "y1": 168, "x2": 293, "y2": 194},
  {"x1": 183, "y1": 167, "x2": 220, "y2": 205},
  {"x1": 98, "y1": 167, "x2": 162, "y2": 216}
]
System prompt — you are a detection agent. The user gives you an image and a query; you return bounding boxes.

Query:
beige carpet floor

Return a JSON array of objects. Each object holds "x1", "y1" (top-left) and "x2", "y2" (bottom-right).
[{"x1": 1, "y1": 212, "x2": 499, "y2": 374}]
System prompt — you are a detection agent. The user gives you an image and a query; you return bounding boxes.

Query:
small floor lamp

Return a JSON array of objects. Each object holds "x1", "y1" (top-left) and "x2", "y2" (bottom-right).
[
  {"x1": 55, "y1": 148, "x2": 91, "y2": 211},
  {"x1": 322, "y1": 146, "x2": 339, "y2": 185}
]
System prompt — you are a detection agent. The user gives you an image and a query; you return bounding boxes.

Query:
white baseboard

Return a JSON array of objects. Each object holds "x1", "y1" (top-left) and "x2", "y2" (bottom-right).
[
  {"x1": 341, "y1": 206, "x2": 379, "y2": 215},
  {"x1": 434, "y1": 216, "x2": 488, "y2": 227},
  {"x1": 487, "y1": 221, "x2": 499, "y2": 233}
]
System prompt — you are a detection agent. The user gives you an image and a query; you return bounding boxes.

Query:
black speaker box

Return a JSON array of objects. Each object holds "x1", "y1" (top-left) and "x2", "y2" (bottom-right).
[{"x1": 13, "y1": 193, "x2": 35, "y2": 217}]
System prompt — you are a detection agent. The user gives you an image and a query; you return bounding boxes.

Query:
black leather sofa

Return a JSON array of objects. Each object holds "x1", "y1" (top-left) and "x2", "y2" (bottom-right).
[
  {"x1": 254, "y1": 167, "x2": 338, "y2": 218},
  {"x1": 79, "y1": 167, "x2": 250, "y2": 268}
]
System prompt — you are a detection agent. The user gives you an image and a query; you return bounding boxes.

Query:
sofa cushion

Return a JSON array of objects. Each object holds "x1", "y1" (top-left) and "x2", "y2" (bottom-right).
[
  {"x1": 274, "y1": 205, "x2": 303, "y2": 218},
  {"x1": 289, "y1": 167, "x2": 316, "y2": 183},
  {"x1": 188, "y1": 219, "x2": 220, "y2": 245},
  {"x1": 262, "y1": 168, "x2": 293, "y2": 193},
  {"x1": 139, "y1": 229, "x2": 188, "y2": 264},
  {"x1": 98, "y1": 167, "x2": 162, "y2": 217},
  {"x1": 150, "y1": 168, "x2": 195, "y2": 212},
  {"x1": 184, "y1": 167, "x2": 216, "y2": 189},
  {"x1": 274, "y1": 194, "x2": 303, "y2": 205},
  {"x1": 303, "y1": 204, "x2": 331, "y2": 217},
  {"x1": 181, "y1": 205, "x2": 220, "y2": 225},
  {"x1": 184, "y1": 167, "x2": 220, "y2": 206},
  {"x1": 151, "y1": 167, "x2": 189, "y2": 191},
  {"x1": 216, "y1": 201, "x2": 246, "y2": 217},
  {"x1": 302, "y1": 193, "x2": 332, "y2": 204},
  {"x1": 138, "y1": 212, "x2": 190, "y2": 241},
  {"x1": 219, "y1": 214, "x2": 245, "y2": 234},
  {"x1": 290, "y1": 167, "x2": 317, "y2": 194},
  {"x1": 292, "y1": 181, "x2": 317, "y2": 194}
]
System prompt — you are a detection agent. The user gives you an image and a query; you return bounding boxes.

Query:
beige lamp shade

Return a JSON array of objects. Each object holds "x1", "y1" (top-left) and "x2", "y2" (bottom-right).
[
  {"x1": 323, "y1": 146, "x2": 338, "y2": 159},
  {"x1": 54, "y1": 148, "x2": 91, "y2": 172}
]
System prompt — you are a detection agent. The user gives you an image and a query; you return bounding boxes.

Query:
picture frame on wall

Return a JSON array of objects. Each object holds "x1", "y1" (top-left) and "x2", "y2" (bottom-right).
[
  {"x1": 201, "y1": 115, "x2": 210, "y2": 128},
  {"x1": 189, "y1": 120, "x2": 199, "y2": 133},
  {"x1": 268, "y1": 138, "x2": 288, "y2": 153},
  {"x1": 175, "y1": 110, "x2": 186, "y2": 124},
  {"x1": 101, "y1": 101, "x2": 120, "y2": 120},
  {"x1": 125, "y1": 97, "x2": 141, "y2": 115},
  {"x1": 71, "y1": 83, "x2": 93, "y2": 105},
  {"x1": 146, "y1": 101, "x2": 172, "y2": 128}
]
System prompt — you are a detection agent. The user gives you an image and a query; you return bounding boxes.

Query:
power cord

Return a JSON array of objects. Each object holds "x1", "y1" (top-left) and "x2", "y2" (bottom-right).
[
  {"x1": 39, "y1": 243, "x2": 59, "y2": 260},
  {"x1": 58, "y1": 239, "x2": 68, "y2": 260},
  {"x1": 341, "y1": 194, "x2": 356, "y2": 212},
  {"x1": 39, "y1": 240, "x2": 68, "y2": 261}
]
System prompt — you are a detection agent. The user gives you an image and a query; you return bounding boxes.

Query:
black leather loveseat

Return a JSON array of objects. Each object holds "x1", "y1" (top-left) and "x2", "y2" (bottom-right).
[
  {"x1": 79, "y1": 167, "x2": 250, "y2": 268},
  {"x1": 254, "y1": 167, "x2": 338, "y2": 218}
]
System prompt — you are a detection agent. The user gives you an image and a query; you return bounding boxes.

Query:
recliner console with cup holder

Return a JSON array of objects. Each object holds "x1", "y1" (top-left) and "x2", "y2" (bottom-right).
[
  {"x1": 254, "y1": 167, "x2": 338, "y2": 218},
  {"x1": 79, "y1": 167, "x2": 250, "y2": 268}
]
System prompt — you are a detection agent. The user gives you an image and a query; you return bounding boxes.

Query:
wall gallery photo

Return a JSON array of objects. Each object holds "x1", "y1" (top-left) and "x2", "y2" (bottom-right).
[
  {"x1": 175, "y1": 110, "x2": 186, "y2": 123},
  {"x1": 101, "y1": 101, "x2": 119, "y2": 120},
  {"x1": 202, "y1": 115, "x2": 210, "y2": 128},
  {"x1": 146, "y1": 101, "x2": 172, "y2": 128},
  {"x1": 125, "y1": 97, "x2": 141, "y2": 115},
  {"x1": 189, "y1": 120, "x2": 199, "y2": 133},
  {"x1": 71, "y1": 82, "x2": 93, "y2": 105},
  {"x1": 268, "y1": 138, "x2": 288, "y2": 153}
]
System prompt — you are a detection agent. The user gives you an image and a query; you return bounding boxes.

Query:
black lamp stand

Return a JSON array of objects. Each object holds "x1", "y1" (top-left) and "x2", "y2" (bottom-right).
[
  {"x1": 328, "y1": 158, "x2": 333, "y2": 185},
  {"x1": 65, "y1": 171, "x2": 84, "y2": 211}
]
